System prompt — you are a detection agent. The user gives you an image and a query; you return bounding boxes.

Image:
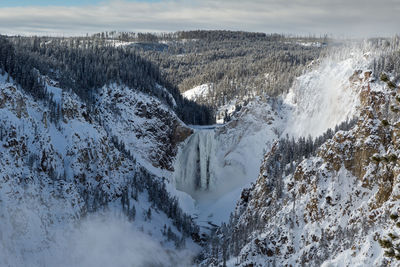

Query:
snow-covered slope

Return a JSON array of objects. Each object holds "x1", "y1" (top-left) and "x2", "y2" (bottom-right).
[
  {"x1": 0, "y1": 73, "x2": 198, "y2": 267},
  {"x1": 94, "y1": 83, "x2": 190, "y2": 173},
  {"x1": 182, "y1": 84, "x2": 212, "y2": 102},
  {"x1": 198, "y1": 43, "x2": 400, "y2": 266},
  {"x1": 284, "y1": 48, "x2": 370, "y2": 138},
  {"x1": 216, "y1": 75, "x2": 400, "y2": 266}
]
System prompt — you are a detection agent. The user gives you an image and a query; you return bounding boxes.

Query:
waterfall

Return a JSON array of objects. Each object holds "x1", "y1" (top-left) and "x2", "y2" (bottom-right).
[
  {"x1": 173, "y1": 44, "x2": 379, "y2": 224},
  {"x1": 173, "y1": 129, "x2": 216, "y2": 197}
]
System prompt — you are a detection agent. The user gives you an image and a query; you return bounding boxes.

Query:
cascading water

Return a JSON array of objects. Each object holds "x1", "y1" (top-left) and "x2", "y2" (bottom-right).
[
  {"x1": 173, "y1": 43, "x2": 381, "y2": 225},
  {"x1": 173, "y1": 129, "x2": 216, "y2": 198},
  {"x1": 173, "y1": 106, "x2": 283, "y2": 224}
]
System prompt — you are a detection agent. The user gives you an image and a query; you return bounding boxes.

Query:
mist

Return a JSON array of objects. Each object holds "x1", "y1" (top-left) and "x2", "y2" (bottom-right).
[
  {"x1": 284, "y1": 42, "x2": 376, "y2": 138},
  {"x1": 47, "y1": 215, "x2": 194, "y2": 267},
  {"x1": 0, "y1": 212, "x2": 195, "y2": 267},
  {"x1": 0, "y1": 183, "x2": 195, "y2": 267}
]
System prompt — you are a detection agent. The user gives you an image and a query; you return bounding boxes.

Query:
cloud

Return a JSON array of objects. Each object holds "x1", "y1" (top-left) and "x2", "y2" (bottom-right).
[{"x1": 0, "y1": 0, "x2": 399, "y2": 37}]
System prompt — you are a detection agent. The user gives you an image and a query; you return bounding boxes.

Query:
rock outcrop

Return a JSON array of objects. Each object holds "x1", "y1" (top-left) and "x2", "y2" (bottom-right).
[{"x1": 94, "y1": 84, "x2": 192, "y2": 171}]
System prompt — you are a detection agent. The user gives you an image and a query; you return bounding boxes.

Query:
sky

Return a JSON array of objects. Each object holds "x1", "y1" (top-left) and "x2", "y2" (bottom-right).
[{"x1": 0, "y1": 0, "x2": 399, "y2": 37}]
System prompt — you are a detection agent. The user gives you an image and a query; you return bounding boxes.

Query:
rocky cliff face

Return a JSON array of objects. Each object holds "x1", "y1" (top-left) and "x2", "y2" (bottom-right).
[
  {"x1": 94, "y1": 84, "x2": 193, "y2": 171},
  {"x1": 205, "y1": 71, "x2": 400, "y2": 266}
]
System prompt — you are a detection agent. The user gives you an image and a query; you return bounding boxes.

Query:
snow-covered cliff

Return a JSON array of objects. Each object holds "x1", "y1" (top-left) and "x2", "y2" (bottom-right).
[
  {"x1": 199, "y1": 43, "x2": 400, "y2": 266},
  {"x1": 0, "y1": 73, "x2": 198, "y2": 267}
]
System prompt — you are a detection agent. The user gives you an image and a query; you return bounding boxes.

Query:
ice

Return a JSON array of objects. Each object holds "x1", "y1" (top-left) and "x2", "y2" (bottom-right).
[
  {"x1": 173, "y1": 129, "x2": 216, "y2": 195},
  {"x1": 173, "y1": 99, "x2": 284, "y2": 227}
]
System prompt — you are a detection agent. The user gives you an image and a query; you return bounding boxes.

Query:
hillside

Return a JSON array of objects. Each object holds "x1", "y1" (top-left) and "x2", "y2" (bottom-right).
[
  {"x1": 0, "y1": 71, "x2": 200, "y2": 266},
  {"x1": 199, "y1": 39, "x2": 400, "y2": 266}
]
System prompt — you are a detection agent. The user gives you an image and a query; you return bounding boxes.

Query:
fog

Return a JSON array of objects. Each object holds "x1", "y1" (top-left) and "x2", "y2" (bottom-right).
[
  {"x1": 0, "y1": 192, "x2": 194, "y2": 267},
  {"x1": 284, "y1": 42, "x2": 375, "y2": 138},
  {"x1": 45, "y1": 215, "x2": 194, "y2": 267}
]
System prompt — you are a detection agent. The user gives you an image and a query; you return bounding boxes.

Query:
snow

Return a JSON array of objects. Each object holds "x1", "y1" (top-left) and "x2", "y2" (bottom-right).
[
  {"x1": 0, "y1": 76, "x2": 199, "y2": 267},
  {"x1": 182, "y1": 83, "x2": 212, "y2": 102},
  {"x1": 215, "y1": 98, "x2": 240, "y2": 124},
  {"x1": 296, "y1": 41, "x2": 324, "y2": 47},
  {"x1": 155, "y1": 83, "x2": 177, "y2": 107},
  {"x1": 226, "y1": 157, "x2": 391, "y2": 266},
  {"x1": 284, "y1": 46, "x2": 373, "y2": 138},
  {"x1": 173, "y1": 98, "x2": 286, "y2": 227},
  {"x1": 94, "y1": 83, "x2": 179, "y2": 178},
  {"x1": 46, "y1": 82, "x2": 63, "y2": 104},
  {"x1": 172, "y1": 43, "x2": 382, "y2": 234},
  {"x1": 106, "y1": 40, "x2": 136, "y2": 47},
  {"x1": 0, "y1": 40, "x2": 395, "y2": 266},
  {"x1": 195, "y1": 185, "x2": 245, "y2": 226}
]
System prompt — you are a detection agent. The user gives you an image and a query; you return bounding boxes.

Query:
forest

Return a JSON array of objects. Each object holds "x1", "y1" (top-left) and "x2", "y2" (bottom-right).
[
  {"x1": 120, "y1": 30, "x2": 327, "y2": 108},
  {"x1": 0, "y1": 31, "x2": 332, "y2": 124},
  {"x1": 0, "y1": 35, "x2": 214, "y2": 125}
]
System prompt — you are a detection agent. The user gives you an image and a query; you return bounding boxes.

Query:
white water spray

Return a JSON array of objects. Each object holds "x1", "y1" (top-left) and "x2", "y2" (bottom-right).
[{"x1": 285, "y1": 44, "x2": 375, "y2": 137}]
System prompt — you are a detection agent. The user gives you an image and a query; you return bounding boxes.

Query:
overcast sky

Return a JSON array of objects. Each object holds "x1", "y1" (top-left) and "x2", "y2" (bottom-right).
[{"x1": 0, "y1": 0, "x2": 399, "y2": 37}]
